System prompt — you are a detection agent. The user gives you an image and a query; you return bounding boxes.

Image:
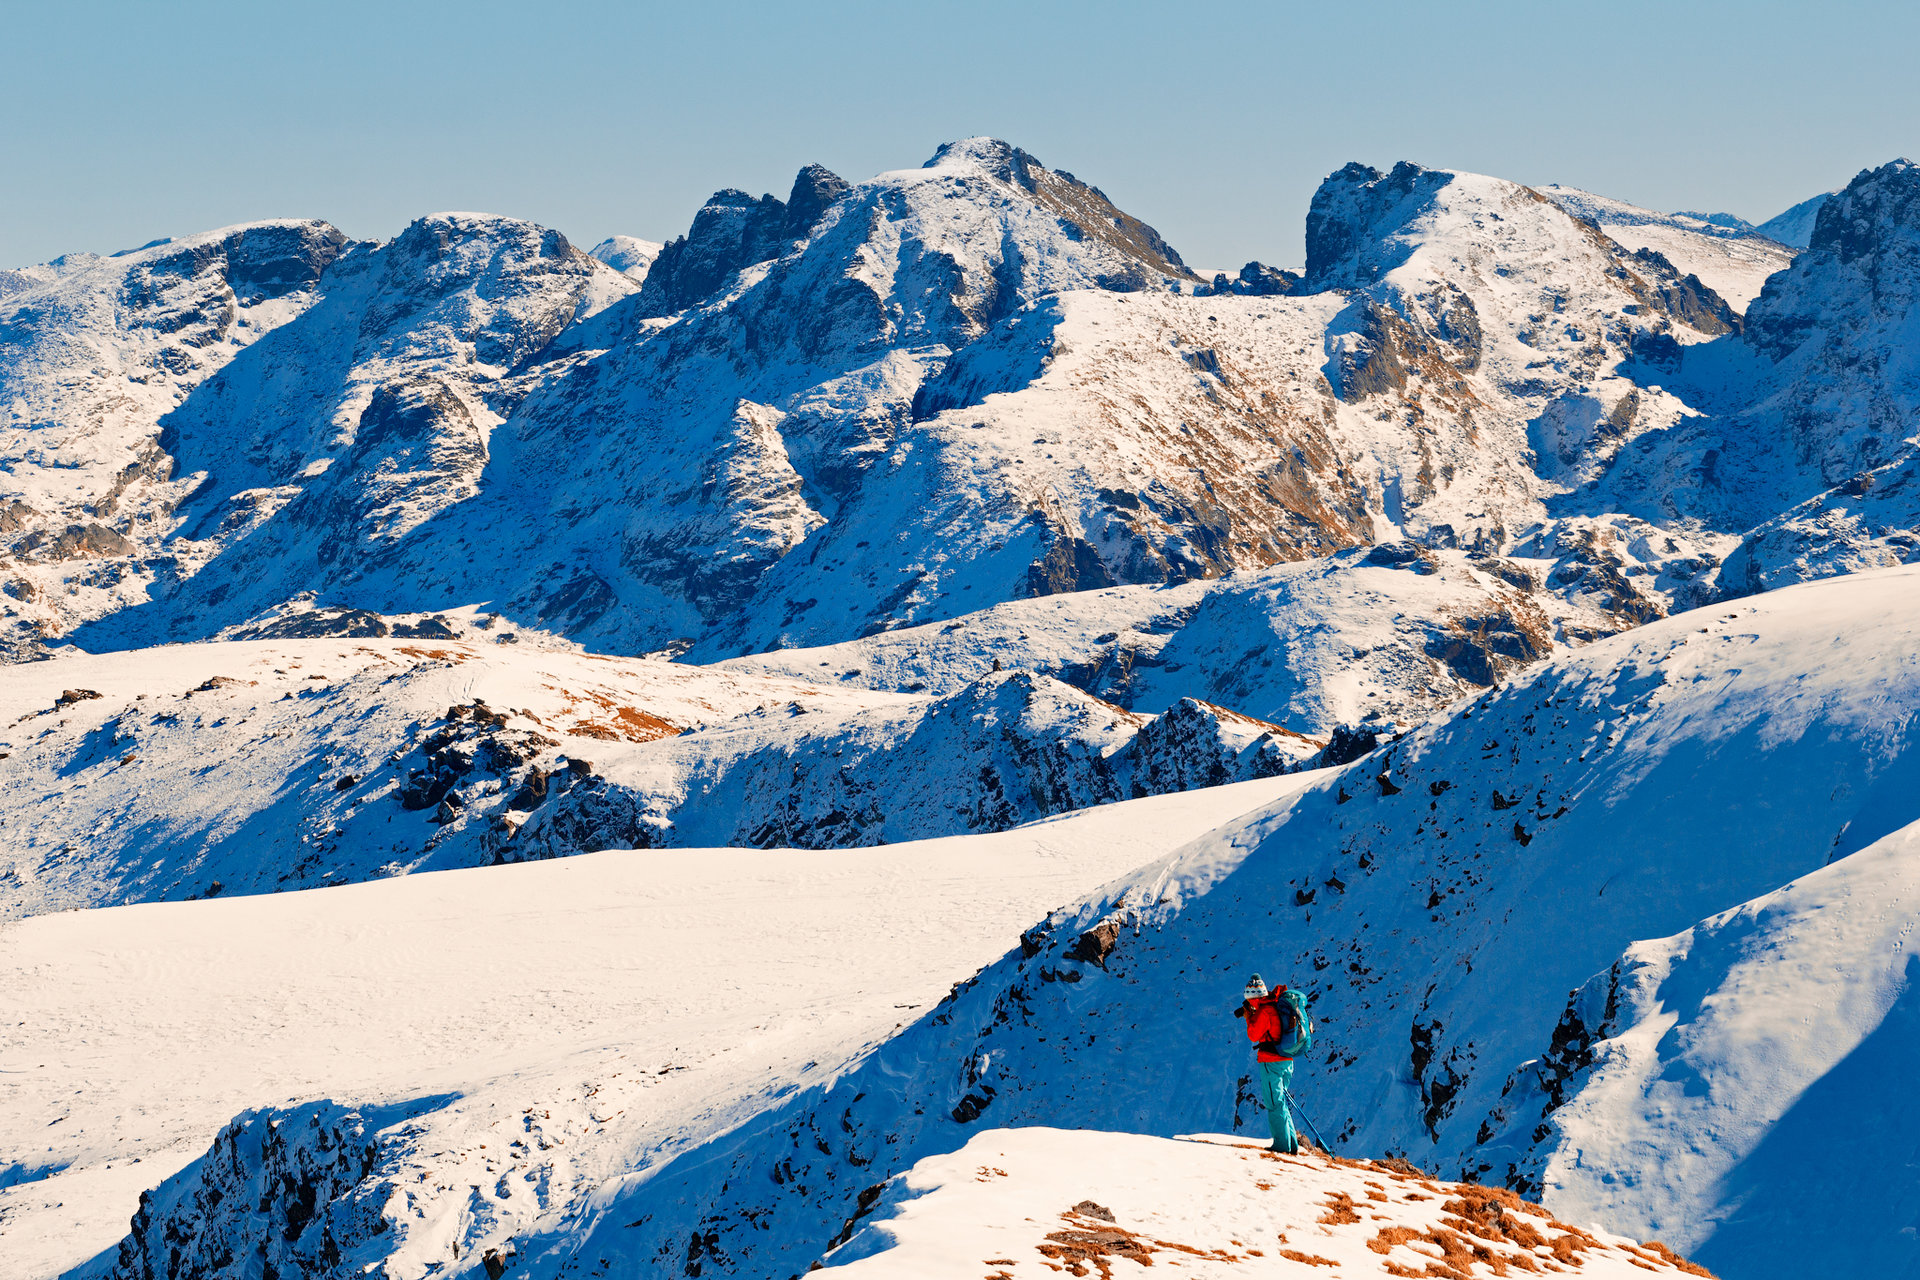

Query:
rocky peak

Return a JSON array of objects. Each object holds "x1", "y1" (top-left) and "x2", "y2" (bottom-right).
[
  {"x1": 1304, "y1": 160, "x2": 1455, "y2": 288},
  {"x1": 206, "y1": 221, "x2": 351, "y2": 302},
  {"x1": 922, "y1": 137, "x2": 1195, "y2": 285},
  {"x1": 639, "y1": 164, "x2": 850, "y2": 316},
  {"x1": 1806, "y1": 157, "x2": 1920, "y2": 263},
  {"x1": 1196, "y1": 261, "x2": 1300, "y2": 297},
  {"x1": 785, "y1": 162, "x2": 850, "y2": 233},
  {"x1": 1744, "y1": 157, "x2": 1920, "y2": 363}
]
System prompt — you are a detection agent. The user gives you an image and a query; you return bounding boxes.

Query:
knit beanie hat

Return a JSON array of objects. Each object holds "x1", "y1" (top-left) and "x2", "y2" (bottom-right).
[{"x1": 1244, "y1": 974, "x2": 1268, "y2": 1001}]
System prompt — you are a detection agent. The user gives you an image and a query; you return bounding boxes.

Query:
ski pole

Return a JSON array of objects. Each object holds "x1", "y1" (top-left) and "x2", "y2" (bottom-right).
[{"x1": 1284, "y1": 1087, "x2": 1334, "y2": 1156}]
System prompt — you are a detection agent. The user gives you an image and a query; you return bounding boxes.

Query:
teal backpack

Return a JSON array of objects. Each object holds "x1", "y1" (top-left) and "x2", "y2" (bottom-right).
[{"x1": 1277, "y1": 988, "x2": 1313, "y2": 1058}]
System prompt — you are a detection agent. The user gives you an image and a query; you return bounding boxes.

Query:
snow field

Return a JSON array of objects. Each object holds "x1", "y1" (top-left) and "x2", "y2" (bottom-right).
[
  {"x1": 561, "y1": 562, "x2": 1920, "y2": 1278},
  {"x1": 0, "y1": 773, "x2": 1313, "y2": 1280},
  {"x1": 1542, "y1": 817, "x2": 1920, "y2": 1277}
]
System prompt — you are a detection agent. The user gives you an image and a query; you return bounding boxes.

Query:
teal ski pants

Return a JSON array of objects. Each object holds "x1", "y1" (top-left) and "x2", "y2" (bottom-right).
[{"x1": 1258, "y1": 1059, "x2": 1298, "y2": 1152}]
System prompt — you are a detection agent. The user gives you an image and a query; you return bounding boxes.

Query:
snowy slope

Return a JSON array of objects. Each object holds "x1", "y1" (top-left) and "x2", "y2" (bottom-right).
[
  {"x1": 1541, "y1": 185, "x2": 1795, "y2": 310},
  {"x1": 0, "y1": 637, "x2": 1316, "y2": 918},
  {"x1": 1538, "y1": 816, "x2": 1920, "y2": 1277},
  {"x1": 0, "y1": 776, "x2": 1309, "y2": 1280},
  {"x1": 1754, "y1": 191, "x2": 1834, "y2": 249},
  {"x1": 459, "y1": 560, "x2": 1918, "y2": 1279},
  {"x1": 822, "y1": 1128, "x2": 1710, "y2": 1278},
  {"x1": 588, "y1": 234, "x2": 663, "y2": 282}
]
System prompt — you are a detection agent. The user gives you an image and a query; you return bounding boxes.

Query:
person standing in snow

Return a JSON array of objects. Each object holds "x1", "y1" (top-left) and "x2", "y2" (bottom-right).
[{"x1": 1235, "y1": 974, "x2": 1312, "y2": 1153}]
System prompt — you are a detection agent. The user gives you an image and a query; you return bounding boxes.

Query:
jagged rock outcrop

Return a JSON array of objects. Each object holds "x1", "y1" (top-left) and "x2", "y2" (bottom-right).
[
  {"x1": 637, "y1": 163, "x2": 849, "y2": 315},
  {"x1": 110, "y1": 1103, "x2": 398, "y2": 1280},
  {"x1": 1124, "y1": 697, "x2": 1314, "y2": 795},
  {"x1": 1196, "y1": 260, "x2": 1301, "y2": 296}
]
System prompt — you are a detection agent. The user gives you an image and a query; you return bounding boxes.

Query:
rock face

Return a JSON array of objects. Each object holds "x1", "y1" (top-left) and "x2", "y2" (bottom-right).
[
  {"x1": 1592, "y1": 158, "x2": 1920, "y2": 596},
  {"x1": 111, "y1": 1103, "x2": 395, "y2": 1280},
  {"x1": 637, "y1": 163, "x2": 850, "y2": 316}
]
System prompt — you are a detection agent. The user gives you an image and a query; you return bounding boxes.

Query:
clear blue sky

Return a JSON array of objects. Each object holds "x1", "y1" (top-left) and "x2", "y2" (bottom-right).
[{"x1": 4, "y1": 0, "x2": 1915, "y2": 270}]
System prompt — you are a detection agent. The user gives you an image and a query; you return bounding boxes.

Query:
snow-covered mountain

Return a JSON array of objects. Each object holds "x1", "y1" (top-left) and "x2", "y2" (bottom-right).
[
  {"x1": 1594, "y1": 158, "x2": 1920, "y2": 595},
  {"x1": 60, "y1": 562, "x2": 1920, "y2": 1279},
  {"x1": 1540, "y1": 184, "x2": 1796, "y2": 309},
  {"x1": 9, "y1": 139, "x2": 1920, "y2": 1280},
  {"x1": 0, "y1": 141, "x2": 1825, "y2": 673}
]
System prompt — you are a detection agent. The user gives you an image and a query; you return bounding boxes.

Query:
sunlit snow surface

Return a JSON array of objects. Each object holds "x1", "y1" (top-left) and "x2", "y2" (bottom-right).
[
  {"x1": 822, "y1": 1128, "x2": 1707, "y2": 1277},
  {"x1": 30, "y1": 563, "x2": 1919, "y2": 1280},
  {"x1": 0, "y1": 776, "x2": 1313, "y2": 1279},
  {"x1": 1540, "y1": 185, "x2": 1797, "y2": 310}
]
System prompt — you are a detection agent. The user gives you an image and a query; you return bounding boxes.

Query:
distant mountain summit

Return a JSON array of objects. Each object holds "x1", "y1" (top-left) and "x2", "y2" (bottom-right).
[
  {"x1": 1755, "y1": 189, "x2": 1835, "y2": 247},
  {"x1": 1, "y1": 140, "x2": 1916, "y2": 674}
]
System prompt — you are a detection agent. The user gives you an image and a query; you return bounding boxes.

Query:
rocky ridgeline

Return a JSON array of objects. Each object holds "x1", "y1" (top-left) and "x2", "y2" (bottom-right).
[
  {"x1": 5, "y1": 144, "x2": 1914, "y2": 683},
  {"x1": 0, "y1": 641, "x2": 1339, "y2": 918}
]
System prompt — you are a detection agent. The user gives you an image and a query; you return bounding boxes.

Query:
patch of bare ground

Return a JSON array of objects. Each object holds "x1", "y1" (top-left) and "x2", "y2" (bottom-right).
[
  {"x1": 1320, "y1": 1191, "x2": 1364, "y2": 1225},
  {"x1": 1037, "y1": 1204, "x2": 1246, "y2": 1278},
  {"x1": 1277, "y1": 1247, "x2": 1342, "y2": 1267}
]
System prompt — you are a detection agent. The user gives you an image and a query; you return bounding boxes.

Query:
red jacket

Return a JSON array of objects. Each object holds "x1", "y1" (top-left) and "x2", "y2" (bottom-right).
[{"x1": 1241, "y1": 989, "x2": 1291, "y2": 1062}]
